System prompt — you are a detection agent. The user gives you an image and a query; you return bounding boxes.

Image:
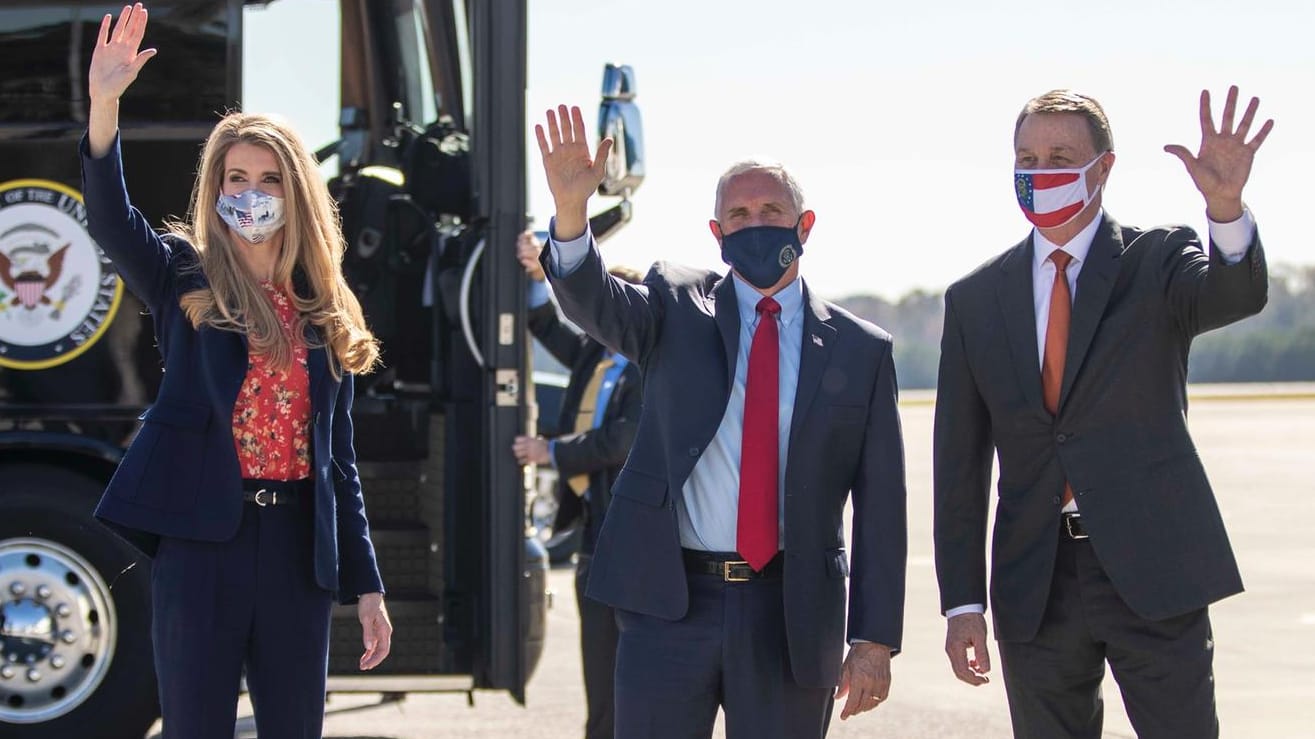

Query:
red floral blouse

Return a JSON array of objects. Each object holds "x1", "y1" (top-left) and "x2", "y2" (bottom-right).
[{"x1": 231, "y1": 282, "x2": 312, "y2": 480}]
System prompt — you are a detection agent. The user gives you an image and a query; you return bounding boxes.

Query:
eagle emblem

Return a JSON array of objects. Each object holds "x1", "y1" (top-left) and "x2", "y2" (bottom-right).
[{"x1": 0, "y1": 242, "x2": 71, "y2": 309}]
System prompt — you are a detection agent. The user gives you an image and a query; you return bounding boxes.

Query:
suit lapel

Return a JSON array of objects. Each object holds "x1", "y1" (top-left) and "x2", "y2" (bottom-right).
[
  {"x1": 995, "y1": 237, "x2": 1049, "y2": 421},
  {"x1": 711, "y1": 274, "x2": 740, "y2": 392},
  {"x1": 1059, "y1": 215, "x2": 1123, "y2": 409},
  {"x1": 788, "y1": 282, "x2": 836, "y2": 450}
]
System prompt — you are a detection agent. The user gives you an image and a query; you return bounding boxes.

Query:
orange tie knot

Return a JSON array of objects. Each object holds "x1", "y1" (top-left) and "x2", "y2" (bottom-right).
[{"x1": 1049, "y1": 249, "x2": 1074, "y2": 272}]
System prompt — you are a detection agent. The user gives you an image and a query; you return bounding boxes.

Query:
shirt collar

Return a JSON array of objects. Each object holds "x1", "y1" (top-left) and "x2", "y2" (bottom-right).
[
  {"x1": 731, "y1": 272, "x2": 804, "y2": 328},
  {"x1": 606, "y1": 351, "x2": 629, "y2": 370},
  {"x1": 1033, "y1": 208, "x2": 1104, "y2": 271}
]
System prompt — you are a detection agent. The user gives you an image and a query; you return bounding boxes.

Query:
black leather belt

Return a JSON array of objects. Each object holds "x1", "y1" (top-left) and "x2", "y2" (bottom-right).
[
  {"x1": 682, "y1": 549, "x2": 783, "y2": 582},
  {"x1": 241, "y1": 478, "x2": 311, "y2": 507},
  {"x1": 1061, "y1": 512, "x2": 1088, "y2": 540}
]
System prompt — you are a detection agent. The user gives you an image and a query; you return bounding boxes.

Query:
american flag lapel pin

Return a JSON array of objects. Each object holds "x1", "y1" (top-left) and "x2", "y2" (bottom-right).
[{"x1": 811, "y1": 334, "x2": 823, "y2": 347}]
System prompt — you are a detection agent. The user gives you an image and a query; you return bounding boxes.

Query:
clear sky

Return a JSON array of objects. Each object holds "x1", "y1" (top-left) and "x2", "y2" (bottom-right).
[{"x1": 244, "y1": 0, "x2": 1313, "y2": 301}]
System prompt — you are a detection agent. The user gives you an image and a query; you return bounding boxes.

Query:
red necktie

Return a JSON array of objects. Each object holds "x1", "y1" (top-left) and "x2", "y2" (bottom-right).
[
  {"x1": 738, "y1": 296, "x2": 781, "y2": 571},
  {"x1": 1042, "y1": 250, "x2": 1074, "y2": 505}
]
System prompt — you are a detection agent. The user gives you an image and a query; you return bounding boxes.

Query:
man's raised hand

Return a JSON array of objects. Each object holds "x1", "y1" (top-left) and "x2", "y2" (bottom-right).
[
  {"x1": 535, "y1": 105, "x2": 613, "y2": 240},
  {"x1": 1164, "y1": 86, "x2": 1274, "y2": 223}
]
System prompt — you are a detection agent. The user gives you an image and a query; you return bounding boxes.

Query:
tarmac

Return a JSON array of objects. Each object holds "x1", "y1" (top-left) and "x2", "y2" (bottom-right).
[{"x1": 150, "y1": 391, "x2": 1315, "y2": 738}]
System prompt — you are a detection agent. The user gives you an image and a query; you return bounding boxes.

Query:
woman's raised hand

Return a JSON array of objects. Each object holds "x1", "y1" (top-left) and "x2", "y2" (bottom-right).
[{"x1": 89, "y1": 4, "x2": 157, "y2": 104}]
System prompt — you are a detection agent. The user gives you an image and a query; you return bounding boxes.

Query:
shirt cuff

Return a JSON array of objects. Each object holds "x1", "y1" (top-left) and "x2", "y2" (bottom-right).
[
  {"x1": 547, "y1": 440, "x2": 558, "y2": 469},
  {"x1": 527, "y1": 278, "x2": 551, "y2": 309},
  {"x1": 1207, "y1": 208, "x2": 1256, "y2": 265},
  {"x1": 945, "y1": 604, "x2": 986, "y2": 619},
  {"x1": 547, "y1": 217, "x2": 592, "y2": 277}
]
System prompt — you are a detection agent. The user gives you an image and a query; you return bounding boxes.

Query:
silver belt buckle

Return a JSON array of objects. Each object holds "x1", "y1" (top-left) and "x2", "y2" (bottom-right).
[
  {"x1": 253, "y1": 489, "x2": 277, "y2": 507},
  {"x1": 1064, "y1": 513, "x2": 1088, "y2": 540}
]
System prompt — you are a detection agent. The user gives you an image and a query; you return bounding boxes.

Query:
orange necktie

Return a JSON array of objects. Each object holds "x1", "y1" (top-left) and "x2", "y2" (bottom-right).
[{"x1": 1042, "y1": 250, "x2": 1074, "y2": 505}]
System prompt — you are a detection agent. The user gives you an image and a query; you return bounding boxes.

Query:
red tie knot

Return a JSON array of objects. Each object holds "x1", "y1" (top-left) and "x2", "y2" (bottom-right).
[
  {"x1": 1049, "y1": 250, "x2": 1074, "y2": 272},
  {"x1": 756, "y1": 296, "x2": 781, "y2": 317}
]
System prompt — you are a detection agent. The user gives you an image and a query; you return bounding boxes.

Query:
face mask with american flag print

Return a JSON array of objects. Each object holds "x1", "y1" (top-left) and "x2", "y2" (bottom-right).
[{"x1": 216, "y1": 188, "x2": 286, "y2": 244}]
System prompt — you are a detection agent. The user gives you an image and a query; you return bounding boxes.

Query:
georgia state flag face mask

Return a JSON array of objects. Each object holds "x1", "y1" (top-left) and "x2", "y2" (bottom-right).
[
  {"x1": 216, "y1": 188, "x2": 286, "y2": 244},
  {"x1": 1014, "y1": 152, "x2": 1105, "y2": 229}
]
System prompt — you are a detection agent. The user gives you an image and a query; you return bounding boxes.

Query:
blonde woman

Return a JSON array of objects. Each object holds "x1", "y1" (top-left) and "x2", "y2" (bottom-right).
[{"x1": 82, "y1": 5, "x2": 391, "y2": 737}]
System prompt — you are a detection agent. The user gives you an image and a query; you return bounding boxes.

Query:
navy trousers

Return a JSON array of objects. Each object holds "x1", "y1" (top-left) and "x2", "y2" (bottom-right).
[
  {"x1": 613, "y1": 570, "x2": 834, "y2": 739},
  {"x1": 999, "y1": 530, "x2": 1218, "y2": 739},
  {"x1": 151, "y1": 498, "x2": 334, "y2": 739}
]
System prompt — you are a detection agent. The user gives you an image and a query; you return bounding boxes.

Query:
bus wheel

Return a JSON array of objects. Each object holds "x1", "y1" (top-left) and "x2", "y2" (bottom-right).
[{"x1": 0, "y1": 465, "x2": 158, "y2": 738}]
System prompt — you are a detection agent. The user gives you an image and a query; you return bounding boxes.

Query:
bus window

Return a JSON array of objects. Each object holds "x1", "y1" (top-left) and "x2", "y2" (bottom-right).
[{"x1": 0, "y1": 3, "x2": 232, "y2": 131}]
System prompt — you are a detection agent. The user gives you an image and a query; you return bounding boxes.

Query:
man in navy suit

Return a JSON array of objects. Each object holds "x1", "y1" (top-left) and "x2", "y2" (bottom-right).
[{"x1": 533, "y1": 105, "x2": 907, "y2": 739}]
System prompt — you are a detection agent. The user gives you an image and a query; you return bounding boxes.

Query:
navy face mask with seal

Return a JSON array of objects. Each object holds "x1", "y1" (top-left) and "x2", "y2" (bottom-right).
[{"x1": 718, "y1": 219, "x2": 803, "y2": 290}]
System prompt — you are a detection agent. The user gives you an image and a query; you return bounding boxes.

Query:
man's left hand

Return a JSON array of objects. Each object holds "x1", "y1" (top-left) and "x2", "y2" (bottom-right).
[
  {"x1": 512, "y1": 435, "x2": 552, "y2": 466},
  {"x1": 1164, "y1": 85, "x2": 1274, "y2": 222},
  {"x1": 834, "y1": 641, "x2": 892, "y2": 720}
]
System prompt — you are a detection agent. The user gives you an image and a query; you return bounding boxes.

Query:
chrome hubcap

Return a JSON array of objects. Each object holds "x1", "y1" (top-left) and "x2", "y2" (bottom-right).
[{"x1": 0, "y1": 538, "x2": 117, "y2": 724}]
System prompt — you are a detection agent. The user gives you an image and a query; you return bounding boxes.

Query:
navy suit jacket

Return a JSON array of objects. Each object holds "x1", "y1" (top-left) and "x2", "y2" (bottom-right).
[
  {"x1": 542, "y1": 238, "x2": 907, "y2": 689},
  {"x1": 81, "y1": 135, "x2": 382, "y2": 603}
]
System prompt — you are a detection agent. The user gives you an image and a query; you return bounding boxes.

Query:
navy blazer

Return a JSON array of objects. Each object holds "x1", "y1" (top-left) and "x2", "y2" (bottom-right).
[
  {"x1": 542, "y1": 238, "x2": 907, "y2": 689},
  {"x1": 80, "y1": 135, "x2": 383, "y2": 603}
]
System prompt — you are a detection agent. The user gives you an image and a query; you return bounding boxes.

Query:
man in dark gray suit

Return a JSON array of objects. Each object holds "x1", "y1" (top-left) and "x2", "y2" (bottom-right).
[
  {"x1": 934, "y1": 86, "x2": 1273, "y2": 738},
  {"x1": 533, "y1": 104, "x2": 907, "y2": 739}
]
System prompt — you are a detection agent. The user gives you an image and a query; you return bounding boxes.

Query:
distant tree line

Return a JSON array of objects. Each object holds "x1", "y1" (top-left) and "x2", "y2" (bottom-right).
[{"x1": 835, "y1": 264, "x2": 1315, "y2": 390}]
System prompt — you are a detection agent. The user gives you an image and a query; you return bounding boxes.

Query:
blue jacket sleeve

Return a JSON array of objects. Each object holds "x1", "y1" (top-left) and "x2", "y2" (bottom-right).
[
  {"x1": 331, "y1": 373, "x2": 385, "y2": 603},
  {"x1": 79, "y1": 132, "x2": 186, "y2": 313}
]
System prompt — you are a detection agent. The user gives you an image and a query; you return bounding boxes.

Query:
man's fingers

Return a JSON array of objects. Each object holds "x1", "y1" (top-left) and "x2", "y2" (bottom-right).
[
  {"x1": 98, "y1": 14, "x2": 112, "y2": 47},
  {"x1": 1235, "y1": 96, "x2": 1260, "y2": 140},
  {"x1": 594, "y1": 138, "x2": 614, "y2": 174},
  {"x1": 946, "y1": 641, "x2": 988, "y2": 686},
  {"x1": 534, "y1": 124, "x2": 552, "y2": 159},
  {"x1": 833, "y1": 668, "x2": 851, "y2": 700},
  {"x1": 840, "y1": 689, "x2": 866, "y2": 720},
  {"x1": 546, "y1": 109, "x2": 564, "y2": 149},
  {"x1": 1220, "y1": 85, "x2": 1239, "y2": 135},
  {"x1": 1163, "y1": 144, "x2": 1195, "y2": 170},
  {"x1": 556, "y1": 105, "x2": 572, "y2": 145},
  {"x1": 972, "y1": 641, "x2": 992, "y2": 674},
  {"x1": 570, "y1": 105, "x2": 588, "y2": 146},
  {"x1": 1248, "y1": 118, "x2": 1275, "y2": 151},
  {"x1": 1198, "y1": 89, "x2": 1215, "y2": 136},
  {"x1": 946, "y1": 642, "x2": 971, "y2": 681}
]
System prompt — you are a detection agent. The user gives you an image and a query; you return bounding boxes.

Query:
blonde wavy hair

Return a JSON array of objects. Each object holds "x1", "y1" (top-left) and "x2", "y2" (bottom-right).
[{"x1": 173, "y1": 113, "x2": 378, "y2": 377}]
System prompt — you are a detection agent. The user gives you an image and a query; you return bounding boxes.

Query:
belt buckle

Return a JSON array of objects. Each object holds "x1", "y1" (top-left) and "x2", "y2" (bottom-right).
[
  {"x1": 723, "y1": 561, "x2": 752, "y2": 583},
  {"x1": 1064, "y1": 514, "x2": 1088, "y2": 540},
  {"x1": 253, "y1": 489, "x2": 276, "y2": 507}
]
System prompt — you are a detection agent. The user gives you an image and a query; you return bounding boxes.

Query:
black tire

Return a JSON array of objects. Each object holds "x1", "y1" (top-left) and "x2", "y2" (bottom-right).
[{"x1": 0, "y1": 464, "x2": 159, "y2": 739}]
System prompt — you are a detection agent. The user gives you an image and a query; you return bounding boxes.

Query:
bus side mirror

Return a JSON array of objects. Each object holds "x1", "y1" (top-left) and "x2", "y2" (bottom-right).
[{"x1": 597, "y1": 64, "x2": 645, "y2": 197}]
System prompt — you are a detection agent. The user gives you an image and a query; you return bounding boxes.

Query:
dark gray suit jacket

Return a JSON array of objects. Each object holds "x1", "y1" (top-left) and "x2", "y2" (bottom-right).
[
  {"x1": 933, "y1": 213, "x2": 1267, "y2": 642},
  {"x1": 542, "y1": 237, "x2": 907, "y2": 689}
]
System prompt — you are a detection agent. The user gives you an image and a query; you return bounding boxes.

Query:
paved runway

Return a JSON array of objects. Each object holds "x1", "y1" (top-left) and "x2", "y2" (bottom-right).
[{"x1": 157, "y1": 394, "x2": 1315, "y2": 738}]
